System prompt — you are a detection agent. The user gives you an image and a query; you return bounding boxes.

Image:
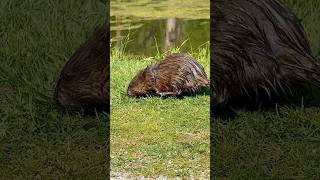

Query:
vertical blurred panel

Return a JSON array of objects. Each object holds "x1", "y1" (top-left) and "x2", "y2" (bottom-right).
[
  {"x1": 106, "y1": 0, "x2": 111, "y2": 178},
  {"x1": 0, "y1": 0, "x2": 109, "y2": 178},
  {"x1": 211, "y1": 0, "x2": 320, "y2": 179}
]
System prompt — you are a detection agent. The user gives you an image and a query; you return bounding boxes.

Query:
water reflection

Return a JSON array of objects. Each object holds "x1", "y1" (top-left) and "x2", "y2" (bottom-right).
[
  {"x1": 110, "y1": 0, "x2": 209, "y2": 56},
  {"x1": 110, "y1": 18, "x2": 209, "y2": 56}
]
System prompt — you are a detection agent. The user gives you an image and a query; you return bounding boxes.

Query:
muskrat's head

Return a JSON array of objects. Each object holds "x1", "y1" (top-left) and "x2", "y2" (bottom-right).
[{"x1": 127, "y1": 67, "x2": 155, "y2": 97}]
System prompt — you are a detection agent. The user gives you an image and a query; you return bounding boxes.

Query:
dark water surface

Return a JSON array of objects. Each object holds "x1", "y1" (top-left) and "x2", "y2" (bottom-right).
[
  {"x1": 110, "y1": 18, "x2": 209, "y2": 56},
  {"x1": 110, "y1": 0, "x2": 209, "y2": 56}
]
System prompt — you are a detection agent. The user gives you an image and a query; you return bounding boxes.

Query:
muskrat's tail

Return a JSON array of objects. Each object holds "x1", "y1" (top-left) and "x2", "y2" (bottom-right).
[
  {"x1": 200, "y1": 78, "x2": 210, "y2": 93},
  {"x1": 205, "y1": 79, "x2": 210, "y2": 88}
]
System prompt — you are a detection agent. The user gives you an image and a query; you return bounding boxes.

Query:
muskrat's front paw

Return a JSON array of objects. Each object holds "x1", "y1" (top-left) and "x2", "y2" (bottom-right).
[
  {"x1": 159, "y1": 90, "x2": 184, "y2": 98},
  {"x1": 159, "y1": 92, "x2": 178, "y2": 96}
]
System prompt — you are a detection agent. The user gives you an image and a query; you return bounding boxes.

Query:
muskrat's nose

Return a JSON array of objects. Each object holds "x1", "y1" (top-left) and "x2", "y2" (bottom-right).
[{"x1": 127, "y1": 89, "x2": 133, "y2": 97}]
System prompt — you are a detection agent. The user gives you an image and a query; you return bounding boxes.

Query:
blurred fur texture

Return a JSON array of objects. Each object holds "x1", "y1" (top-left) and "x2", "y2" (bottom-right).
[
  {"x1": 212, "y1": 0, "x2": 320, "y2": 110},
  {"x1": 55, "y1": 22, "x2": 109, "y2": 113}
]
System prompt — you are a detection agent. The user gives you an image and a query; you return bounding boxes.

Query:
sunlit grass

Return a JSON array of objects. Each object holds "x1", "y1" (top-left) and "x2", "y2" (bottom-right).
[{"x1": 110, "y1": 41, "x2": 210, "y2": 178}]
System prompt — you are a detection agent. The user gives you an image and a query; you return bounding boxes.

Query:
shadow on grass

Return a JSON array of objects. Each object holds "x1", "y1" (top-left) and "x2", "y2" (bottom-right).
[{"x1": 212, "y1": 84, "x2": 320, "y2": 120}]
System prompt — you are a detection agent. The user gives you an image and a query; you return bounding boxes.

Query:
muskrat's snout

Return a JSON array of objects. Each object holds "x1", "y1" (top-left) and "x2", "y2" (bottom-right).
[
  {"x1": 127, "y1": 88, "x2": 135, "y2": 97},
  {"x1": 127, "y1": 82, "x2": 144, "y2": 97},
  {"x1": 127, "y1": 68, "x2": 151, "y2": 97},
  {"x1": 127, "y1": 83, "x2": 134, "y2": 97},
  {"x1": 127, "y1": 88, "x2": 145, "y2": 97}
]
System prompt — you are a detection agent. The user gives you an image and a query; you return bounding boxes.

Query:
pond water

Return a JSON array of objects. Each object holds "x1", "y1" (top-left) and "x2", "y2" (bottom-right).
[{"x1": 110, "y1": 0, "x2": 210, "y2": 56}]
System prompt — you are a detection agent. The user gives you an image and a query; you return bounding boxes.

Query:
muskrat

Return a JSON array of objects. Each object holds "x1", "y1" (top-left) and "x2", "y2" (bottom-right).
[
  {"x1": 127, "y1": 53, "x2": 209, "y2": 97},
  {"x1": 212, "y1": 0, "x2": 320, "y2": 111},
  {"x1": 54, "y1": 22, "x2": 109, "y2": 113}
]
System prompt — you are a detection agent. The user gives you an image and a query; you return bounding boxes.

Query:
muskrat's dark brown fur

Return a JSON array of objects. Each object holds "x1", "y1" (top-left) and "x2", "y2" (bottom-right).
[
  {"x1": 55, "y1": 22, "x2": 109, "y2": 113},
  {"x1": 127, "y1": 53, "x2": 209, "y2": 97},
  {"x1": 212, "y1": 0, "x2": 320, "y2": 111}
]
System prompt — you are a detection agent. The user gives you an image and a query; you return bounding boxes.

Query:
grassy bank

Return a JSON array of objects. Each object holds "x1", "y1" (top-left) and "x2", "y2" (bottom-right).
[
  {"x1": 0, "y1": 1, "x2": 108, "y2": 178},
  {"x1": 212, "y1": 1, "x2": 320, "y2": 179},
  {"x1": 110, "y1": 45, "x2": 210, "y2": 178}
]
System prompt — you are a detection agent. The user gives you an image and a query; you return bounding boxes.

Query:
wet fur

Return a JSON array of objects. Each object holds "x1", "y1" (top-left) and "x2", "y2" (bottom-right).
[
  {"x1": 55, "y1": 22, "x2": 109, "y2": 113},
  {"x1": 127, "y1": 53, "x2": 209, "y2": 97},
  {"x1": 212, "y1": 0, "x2": 320, "y2": 112}
]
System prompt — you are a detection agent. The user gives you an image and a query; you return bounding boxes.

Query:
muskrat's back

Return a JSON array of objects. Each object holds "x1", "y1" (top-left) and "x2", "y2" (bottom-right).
[{"x1": 127, "y1": 53, "x2": 209, "y2": 97}]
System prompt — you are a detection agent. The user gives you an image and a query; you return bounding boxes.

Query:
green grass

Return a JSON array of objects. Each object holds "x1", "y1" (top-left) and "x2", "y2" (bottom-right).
[
  {"x1": 0, "y1": 0, "x2": 108, "y2": 179},
  {"x1": 212, "y1": 1, "x2": 320, "y2": 179},
  {"x1": 110, "y1": 45, "x2": 210, "y2": 178}
]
